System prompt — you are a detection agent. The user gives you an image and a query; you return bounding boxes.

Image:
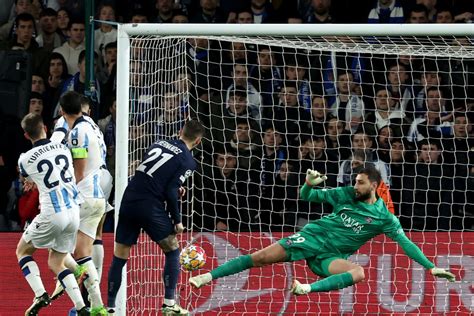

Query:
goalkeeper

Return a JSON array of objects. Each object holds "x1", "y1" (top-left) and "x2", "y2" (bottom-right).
[{"x1": 190, "y1": 166, "x2": 455, "y2": 294}]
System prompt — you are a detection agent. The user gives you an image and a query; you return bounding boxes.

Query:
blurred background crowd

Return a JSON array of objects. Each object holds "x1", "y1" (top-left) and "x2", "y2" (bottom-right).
[{"x1": 0, "y1": 0, "x2": 473, "y2": 233}]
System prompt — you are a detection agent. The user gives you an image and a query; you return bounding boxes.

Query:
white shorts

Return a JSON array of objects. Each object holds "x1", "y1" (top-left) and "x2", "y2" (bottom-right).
[
  {"x1": 79, "y1": 198, "x2": 106, "y2": 239},
  {"x1": 100, "y1": 168, "x2": 114, "y2": 213},
  {"x1": 23, "y1": 208, "x2": 80, "y2": 253}
]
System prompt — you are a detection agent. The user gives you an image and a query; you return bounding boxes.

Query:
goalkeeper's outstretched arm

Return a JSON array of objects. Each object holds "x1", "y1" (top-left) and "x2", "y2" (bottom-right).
[
  {"x1": 300, "y1": 169, "x2": 354, "y2": 207},
  {"x1": 385, "y1": 221, "x2": 455, "y2": 282}
]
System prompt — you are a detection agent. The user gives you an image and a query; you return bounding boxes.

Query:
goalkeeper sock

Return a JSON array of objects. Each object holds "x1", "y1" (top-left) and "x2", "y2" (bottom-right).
[
  {"x1": 92, "y1": 239, "x2": 104, "y2": 282},
  {"x1": 19, "y1": 256, "x2": 46, "y2": 297},
  {"x1": 310, "y1": 272, "x2": 354, "y2": 292},
  {"x1": 210, "y1": 254, "x2": 254, "y2": 280},
  {"x1": 107, "y1": 255, "x2": 127, "y2": 308},
  {"x1": 163, "y1": 249, "x2": 180, "y2": 300}
]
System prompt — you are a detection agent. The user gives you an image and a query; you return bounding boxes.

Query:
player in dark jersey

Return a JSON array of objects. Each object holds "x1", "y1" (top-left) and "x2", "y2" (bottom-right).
[
  {"x1": 189, "y1": 166, "x2": 455, "y2": 295},
  {"x1": 107, "y1": 119, "x2": 205, "y2": 315}
]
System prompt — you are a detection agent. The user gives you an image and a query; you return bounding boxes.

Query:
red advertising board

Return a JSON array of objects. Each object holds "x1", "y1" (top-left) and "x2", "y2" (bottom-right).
[{"x1": 0, "y1": 232, "x2": 472, "y2": 315}]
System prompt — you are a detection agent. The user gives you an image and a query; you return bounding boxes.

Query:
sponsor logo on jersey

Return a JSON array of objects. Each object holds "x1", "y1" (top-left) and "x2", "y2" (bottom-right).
[
  {"x1": 340, "y1": 212, "x2": 364, "y2": 234},
  {"x1": 365, "y1": 217, "x2": 373, "y2": 223}
]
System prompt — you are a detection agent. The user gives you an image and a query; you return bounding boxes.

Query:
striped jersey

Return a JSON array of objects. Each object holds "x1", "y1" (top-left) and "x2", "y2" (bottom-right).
[
  {"x1": 67, "y1": 116, "x2": 105, "y2": 198},
  {"x1": 18, "y1": 139, "x2": 81, "y2": 214}
]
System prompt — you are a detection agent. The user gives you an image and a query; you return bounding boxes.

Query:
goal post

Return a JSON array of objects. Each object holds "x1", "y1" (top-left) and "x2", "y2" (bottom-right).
[{"x1": 115, "y1": 23, "x2": 473, "y2": 315}]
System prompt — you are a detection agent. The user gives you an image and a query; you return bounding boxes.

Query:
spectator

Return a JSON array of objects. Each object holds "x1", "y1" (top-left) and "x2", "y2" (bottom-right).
[
  {"x1": 375, "y1": 124, "x2": 393, "y2": 163},
  {"x1": 435, "y1": 5, "x2": 454, "y2": 23},
  {"x1": 190, "y1": 0, "x2": 227, "y2": 23},
  {"x1": 325, "y1": 116, "x2": 352, "y2": 161},
  {"x1": 385, "y1": 63, "x2": 414, "y2": 117},
  {"x1": 249, "y1": 0, "x2": 279, "y2": 23},
  {"x1": 401, "y1": 139, "x2": 453, "y2": 230},
  {"x1": 98, "y1": 98, "x2": 116, "y2": 178},
  {"x1": 328, "y1": 72, "x2": 365, "y2": 130},
  {"x1": 31, "y1": 73, "x2": 45, "y2": 94},
  {"x1": 407, "y1": 4, "x2": 429, "y2": 23},
  {"x1": 306, "y1": 95, "x2": 329, "y2": 136},
  {"x1": 43, "y1": 52, "x2": 70, "y2": 120},
  {"x1": 225, "y1": 62, "x2": 262, "y2": 121},
  {"x1": 284, "y1": 55, "x2": 312, "y2": 111},
  {"x1": 95, "y1": 3, "x2": 117, "y2": 65},
  {"x1": 229, "y1": 119, "x2": 261, "y2": 171},
  {"x1": 129, "y1": 9, "x2": 148, "y2": 23},
  {"x1": 249, "y1": 45, "x2": 283, "y2": 106},
  {"x1": 57, "y1": 50, "x2": 100, "y2": 116},
  {"x1": 156, "y1": 92, "x2": 185, "y2": 139},
  {"x1": 28, "y1": 92, "x2": 44, "y2": 115},
  {"x1": 414, "y1": 65, "x2": 441, "y2": 117},
  {"x1": 408, "y1": 87, "x2": 453, "y2": 143},
  {"x1": 305, "y1": 0, "x2": 334, "y2": 23},
  {"x1": 365, "y1": 86, "x2": 408, "y2": 136},
  {"x1": 368, "y1": 0, "x2": 404, "y2": 23},
  {"x1": 35, "y1": 8, "x2": 62, "y2": 52},
  {"x1": 0, "y1": 0, "x2": 33, "y2": 41},
  {"x1": 171, "y1": 10, "x2": 189, "y2": 23},
  {"x1": 153, "y1": 0, "x2": 174, "y2": 23},
  {"x1": 271, "y1": 161, "x2": 299, "y2": 230},
  {"x1": 236, "y1": 8, "x2": 254, "y2": 24},
  {"x1": 56, "y1": 8, "x2": 70, "y2": 42},
  {"x1": 195, "y1": 146, "x2": 257, "y2": 231},
  {"x1": 53, "y1": 18, "x2": 85, "y2": 75}
]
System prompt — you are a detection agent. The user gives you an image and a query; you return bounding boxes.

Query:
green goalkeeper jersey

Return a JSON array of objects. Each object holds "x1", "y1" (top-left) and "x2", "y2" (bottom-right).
[{"x1": 299, "y1": 184, "x2": 435, "y2": 270}]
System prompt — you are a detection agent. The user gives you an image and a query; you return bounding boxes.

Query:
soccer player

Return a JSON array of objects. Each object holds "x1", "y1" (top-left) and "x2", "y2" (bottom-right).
[
  {"x1": 50, "y1": 94, "x2": 113, "y2": 288},
  {"x1": 107, "y1": 119, "x2": 205, "y2": 315},
  {"x1": 16, "y1": 113, "x2": 89, "y2": 315},
  {"x1": 189, "y1": 166, "x2": 456, "y2": 294},
  {"x1": 58, "y1": 91, "x2": 108, "y2": 315}
]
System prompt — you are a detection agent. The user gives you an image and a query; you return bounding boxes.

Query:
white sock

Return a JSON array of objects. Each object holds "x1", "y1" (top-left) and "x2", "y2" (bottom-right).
[
  {"x1": 58, "y1": 269, "x2": 85, "y2": 310},
  {"x1": 92, "y1": 241, "x2": 104, "y2": 282},
  {"x1": 82, "y1": 259, "x2": 103, "y2": 307},
  {"x1": 19, "y1": 256, "x2": 45, "y2": 297},
  {"x1": 64, "y1": 253, "x2": 78, "y2": 271},
  {"x1": 163, "y1": 298, "x2": 175, "y2": 306}
]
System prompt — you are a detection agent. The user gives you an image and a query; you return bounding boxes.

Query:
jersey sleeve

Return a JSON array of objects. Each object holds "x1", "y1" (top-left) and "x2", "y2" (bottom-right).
[
  {"x1": 17, "y1": 154, "x2": 29, "y2": 178},
  {"x1": 300, "y1": 184, "x2": 354, "y2": 207},
  {"x1": 383, "y1": 214, "x2": 435, "y2": 270},
  {"x1": 68, "y1": 126, "x2": 89, "y2": 159},
  {"x1": 165, "y1": 159, "x2": 193, "y2": 224}
]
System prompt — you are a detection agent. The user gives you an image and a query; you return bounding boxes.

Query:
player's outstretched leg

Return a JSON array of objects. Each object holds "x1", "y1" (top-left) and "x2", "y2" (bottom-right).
[{"x1": 189, "y1": 243, "x2": 286, "y2": 289}]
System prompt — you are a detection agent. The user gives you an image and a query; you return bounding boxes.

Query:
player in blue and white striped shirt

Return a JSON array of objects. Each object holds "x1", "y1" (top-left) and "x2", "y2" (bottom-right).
[{"x1": 16, "y1": 113, "x2": 88, "y2": 315}]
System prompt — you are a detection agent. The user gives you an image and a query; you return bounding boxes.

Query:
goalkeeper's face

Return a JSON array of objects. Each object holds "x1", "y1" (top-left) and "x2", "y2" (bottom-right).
[{"x1": 354, "y1": 174, "x2": 376, "y2": 202}]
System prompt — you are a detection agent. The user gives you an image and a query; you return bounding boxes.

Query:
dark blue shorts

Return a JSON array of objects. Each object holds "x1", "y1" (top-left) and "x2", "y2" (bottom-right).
[{"x1": 115, "y1": 199, "x2": 174, "y2": 246}]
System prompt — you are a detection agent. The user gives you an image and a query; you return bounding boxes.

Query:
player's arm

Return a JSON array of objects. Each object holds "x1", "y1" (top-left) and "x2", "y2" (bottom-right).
[
  {"x1": 164, "y1": 165, "x2": 187, "y2": 228},
  {"x1": 300, "y1": 169, "x2": 353, "y2": 206},
  {"x1": 69, "y1": 127, "x2": 88, "y2": 183},
  {"x1": 383, "y1": 215, "x2": 455, "y2": 282}
]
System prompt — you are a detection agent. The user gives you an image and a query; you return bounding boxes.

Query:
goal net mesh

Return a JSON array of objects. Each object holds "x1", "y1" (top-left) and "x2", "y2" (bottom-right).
[{"x1": 124, "y1": 34, "x2": 473, "y2": 315}]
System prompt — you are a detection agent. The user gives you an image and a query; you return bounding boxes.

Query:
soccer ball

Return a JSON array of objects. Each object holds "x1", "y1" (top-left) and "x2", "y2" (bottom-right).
[{"x1": 179, "y1": 245, "x2": 207, "y2": 271}]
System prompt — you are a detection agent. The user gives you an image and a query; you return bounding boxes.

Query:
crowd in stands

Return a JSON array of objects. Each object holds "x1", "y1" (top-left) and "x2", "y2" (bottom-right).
[{"x1": 0, "y1": 0, "x2": 473, "y2": 233}]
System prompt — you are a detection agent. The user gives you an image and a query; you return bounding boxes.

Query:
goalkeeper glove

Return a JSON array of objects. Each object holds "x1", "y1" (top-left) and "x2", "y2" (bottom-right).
[
  {"x1": 305, "y1": 169, "x2": 327, "y2": 186},
  {"x1": 431, "y1": 267, "x2": 455, "y2": 282}
]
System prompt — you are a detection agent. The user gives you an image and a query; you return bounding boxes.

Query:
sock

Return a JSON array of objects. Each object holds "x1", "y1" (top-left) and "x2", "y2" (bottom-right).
[
  {"x1": 64, "y1": 253, "x2": 79, "y2": 271},
  {"x1": 163, "y1": 298, "x2": 175, "y2": 306},
  {"x1": 163, "y1": 249, "x2": 180, "y2": 301},
  {"x1": 107, "y1": 255, "x2": 127, "y2": 308},
  {"x1": 92, "y1": 240, "x2": 104, "y2": 282},
  {"x1": 19, "y1": 256, "x2": 45, "y2": 297},
  {"x1": 210, "y1": 254, "x2": 254, "y2": 280},
  {"x1": 309, "y1": 272, "x2": 354, "y2": 292},
  {"x1": 58, "y1": 269, "x2": 85, "y2": 310},
  {"x1": 77, "y1": 257, "x2": 103, "y2": 308}
]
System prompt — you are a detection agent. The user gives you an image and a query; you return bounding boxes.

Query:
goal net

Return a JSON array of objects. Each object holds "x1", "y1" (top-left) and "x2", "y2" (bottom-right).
[{"x1": 115, "y1": 24, "x2": 474, "y2": 315}]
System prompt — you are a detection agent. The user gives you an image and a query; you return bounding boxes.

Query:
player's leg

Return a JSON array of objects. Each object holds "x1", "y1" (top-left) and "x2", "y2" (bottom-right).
[
  {"x1": 189, "y1": 242, "x2": 287, "y2": 288},
  {"x1": 75, "y1": 198, "x2": 107, "y2": 314},
  {"x1": 92, "y1": 214, "x2": 106, "y2": 282},
  {"x1": 291, "y1": 258, "x2": 364, "y2": 295},
  {"x1": 106, "y1": 242, "x2": 131, "y2": 310},
  {"x1": 107, "y1": 201, "x2": 140, "y2": 311},
  {"x1": 48, "y1": 250, "x2": 88, "y2": 313},
  {"x1": 16, "y1": 238, "x2": 51, "y2": 315}
]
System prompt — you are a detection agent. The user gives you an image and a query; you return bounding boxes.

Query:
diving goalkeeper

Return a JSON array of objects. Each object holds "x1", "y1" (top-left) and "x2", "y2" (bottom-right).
[{"x1": 189, "y1": 166, "x2": 455, "y2": 294}]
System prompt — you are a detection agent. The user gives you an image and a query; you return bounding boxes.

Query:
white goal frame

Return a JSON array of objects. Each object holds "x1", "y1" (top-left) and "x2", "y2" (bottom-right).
[{"x1": 115, "y1": 23, "x2": 473, "y2": 315}]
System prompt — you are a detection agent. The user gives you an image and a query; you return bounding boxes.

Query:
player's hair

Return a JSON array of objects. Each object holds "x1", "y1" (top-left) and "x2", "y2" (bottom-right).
[
  {"x1": 181, "y1": 119, "x2": 205, "y2": 141},
  {"x1": 21, "y1": 113, "x2": 44, "y2": 139},
  {"x1": 358, "y1": 165, "x2": 382, "y2": 186},
  {"x1": 60, "y1": 91, "x2": 83, "y2": 115}
]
